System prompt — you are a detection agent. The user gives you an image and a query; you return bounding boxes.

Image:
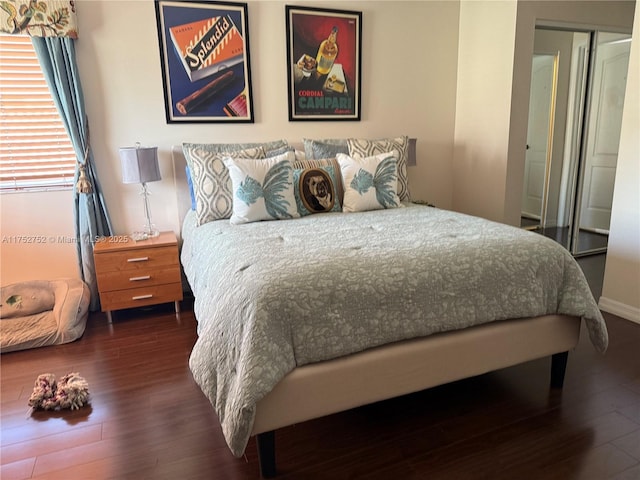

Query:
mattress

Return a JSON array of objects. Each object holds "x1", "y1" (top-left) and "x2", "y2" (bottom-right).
[{"x1": 181, "y1": 203, "x2": 607, "y2": 456}]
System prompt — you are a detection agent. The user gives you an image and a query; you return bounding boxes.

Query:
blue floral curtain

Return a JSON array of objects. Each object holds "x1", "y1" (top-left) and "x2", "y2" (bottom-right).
[{"x1": 32, "y1": 36, "x2": 113, "y2": 311}]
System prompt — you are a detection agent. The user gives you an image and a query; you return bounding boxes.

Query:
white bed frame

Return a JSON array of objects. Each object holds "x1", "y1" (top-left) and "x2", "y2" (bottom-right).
[{"x1": 172, "y1": 146, "x2": 581, "y2": 478}]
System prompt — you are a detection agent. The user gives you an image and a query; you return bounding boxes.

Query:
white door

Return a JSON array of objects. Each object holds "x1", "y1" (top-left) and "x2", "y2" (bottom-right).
[
  {"x1": 522, "y1": 54, "x2": 556, "y2": 220},
  {"x1": 579, "y1": 37, "x2": 630, "y2": 232}
]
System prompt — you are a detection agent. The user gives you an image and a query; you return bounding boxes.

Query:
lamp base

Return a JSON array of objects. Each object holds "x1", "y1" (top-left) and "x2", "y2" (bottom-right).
[
  {"x1": 131, "y1": 182, "x2": 159, "y2": 241},
  {"x1": 130, "y1": 228, "x2": 160, "y2": 241}
]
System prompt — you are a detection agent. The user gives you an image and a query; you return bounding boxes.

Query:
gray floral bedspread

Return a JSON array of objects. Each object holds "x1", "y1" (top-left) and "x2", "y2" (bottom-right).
[{"x1": 182, "y1": 204, "x2": 608, "y2": 457}]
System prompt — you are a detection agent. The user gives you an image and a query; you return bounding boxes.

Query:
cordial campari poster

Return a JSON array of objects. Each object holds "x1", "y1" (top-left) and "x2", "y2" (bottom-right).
[
  {"x1": 286, "y1": 6, "x2": 362, "y2": 121},
  {"x1": 155, "y1": 1, "x2": 254, "y2": 123}
]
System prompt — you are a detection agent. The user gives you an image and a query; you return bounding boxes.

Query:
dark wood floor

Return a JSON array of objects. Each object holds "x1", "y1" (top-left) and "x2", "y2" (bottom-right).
[
  {"x1": 520, "y1": 217, "x2": 609, "y2": 253},
  {"x1": 2, "y1": 301, "x2": 639, "y2": 479}
]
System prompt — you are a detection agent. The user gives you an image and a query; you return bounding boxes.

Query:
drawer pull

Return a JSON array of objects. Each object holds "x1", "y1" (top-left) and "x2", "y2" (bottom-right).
[
  {"x1": 132, "y1": 294, "x2": 153, "y2": 301},
  {"x1": 127, "y1": 256, "x2": 149, "y2": 263},
  {"x1": 129, "y1": 275, "x2": 151, "y2": 282}
]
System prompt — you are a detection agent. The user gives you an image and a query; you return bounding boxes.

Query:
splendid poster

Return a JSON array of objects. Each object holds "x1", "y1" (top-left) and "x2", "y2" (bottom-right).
[
  {"x1": 155, "y1": 1, "x2": 253, "y2": 123},
  {"x1": 286, "y1": 6, "x2": 362, "y2": 121}
]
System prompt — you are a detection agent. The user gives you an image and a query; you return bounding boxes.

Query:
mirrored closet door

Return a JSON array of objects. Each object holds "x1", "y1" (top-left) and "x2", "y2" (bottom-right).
[{"x1": 521, "y1": 27, "x2": 632, "y2": 256}]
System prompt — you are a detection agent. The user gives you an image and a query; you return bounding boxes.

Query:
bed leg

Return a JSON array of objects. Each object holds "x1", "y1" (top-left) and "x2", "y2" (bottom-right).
[
  {"x1": 256, "y1": 430, "x2": 276, "y2": 478},
  {"x1": 550, "y1": 351, "x2": 569, "y2": 389}
]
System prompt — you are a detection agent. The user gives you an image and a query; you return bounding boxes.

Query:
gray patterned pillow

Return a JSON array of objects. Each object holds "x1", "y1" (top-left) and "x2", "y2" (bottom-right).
[
  {"x1": 188, "y1": 146, "x2": 266, "y2": 225},
  {"x1": 303, "y1": 138, "x2": 349, "y2": 160},
  {"x1": 347, "y1": 136, "x2": 410, "y2": 201},
  {"x1": 266, "y1": 144, "x2": 295, "y2": 157},
  {"x1": 182, "y1": 140, "x2": 288, "y2": 170}
]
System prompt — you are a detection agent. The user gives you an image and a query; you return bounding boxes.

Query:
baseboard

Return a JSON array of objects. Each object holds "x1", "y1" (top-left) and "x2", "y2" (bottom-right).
[{"x1": 599, "y1": 297, "x2": 640, "y2": 325}]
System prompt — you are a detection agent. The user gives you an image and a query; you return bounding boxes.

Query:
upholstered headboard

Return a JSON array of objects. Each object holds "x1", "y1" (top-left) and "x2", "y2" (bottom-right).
[{"x1": 171, "y1": 145, "x2": 191, "y2": 233}]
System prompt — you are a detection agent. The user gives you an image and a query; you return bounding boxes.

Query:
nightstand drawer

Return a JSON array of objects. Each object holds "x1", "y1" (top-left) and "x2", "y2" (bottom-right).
[
  {"x1": 99, "y1": 282, "x2": 183, "y2": 312},
  {"x1": 96, "y1": 266, "x2": 181, "y2": 292},
  {"x1": 94, "y1": 246, "x2": 178, "y2": 273}
]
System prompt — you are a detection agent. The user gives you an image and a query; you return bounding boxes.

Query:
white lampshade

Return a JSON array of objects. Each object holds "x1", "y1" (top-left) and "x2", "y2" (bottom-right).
[{"x1": 119, "y1": 145, "x2": 161, "y2": 184}]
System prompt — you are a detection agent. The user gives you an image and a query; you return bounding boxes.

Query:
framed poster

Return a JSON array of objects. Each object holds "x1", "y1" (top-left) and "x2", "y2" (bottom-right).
[
  {"x1": 285, "y1": 6, "x2": 362, "y2": 121},
  {"x1": 155, "y1": 0, "x2": 254, "y2": 123}
]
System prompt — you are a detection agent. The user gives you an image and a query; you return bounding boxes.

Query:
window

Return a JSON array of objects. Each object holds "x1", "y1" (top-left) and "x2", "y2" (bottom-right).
[{"x1": 0, "y1": 34, "x2": 76, "y2": 192}]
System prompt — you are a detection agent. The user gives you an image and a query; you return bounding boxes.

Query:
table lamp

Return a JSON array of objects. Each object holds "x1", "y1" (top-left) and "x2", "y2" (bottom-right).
[{"x1": 120, "y1": 143, "x2": 161, "y2": 241}]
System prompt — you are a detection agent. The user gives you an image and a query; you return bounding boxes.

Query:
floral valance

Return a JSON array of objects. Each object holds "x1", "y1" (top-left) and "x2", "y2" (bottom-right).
[{"x1": 0, "y1": 0, "x2": 77, "y2": 38}]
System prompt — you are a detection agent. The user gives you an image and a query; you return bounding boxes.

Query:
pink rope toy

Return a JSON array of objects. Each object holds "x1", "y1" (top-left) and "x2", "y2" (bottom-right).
[{"x1": 28, "y1": 372, "x2": 90, "y2": 413}]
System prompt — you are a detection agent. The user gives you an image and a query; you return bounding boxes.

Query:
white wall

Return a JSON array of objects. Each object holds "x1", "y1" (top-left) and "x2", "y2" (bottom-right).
[
  {"x1": 0, "y1": 191, "x2": 78, "y2": 283},
  {"x1": 600, "y1": 1, "x2": 640, "y2": 323},
  {"x1": 452, "y1": 0, "x2": 517, "y2": 223},
  {"x1": 1, "y1": 0, "x2": 460, "y2": 285},
  {"x1": 83, "y1": 0, "x2": 460, "y2": 235}
]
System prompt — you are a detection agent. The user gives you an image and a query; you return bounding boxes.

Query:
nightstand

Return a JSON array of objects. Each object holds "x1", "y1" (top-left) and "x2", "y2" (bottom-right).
[{"x1": 93, "y1": 231, "x2": 183, "y2": 323}]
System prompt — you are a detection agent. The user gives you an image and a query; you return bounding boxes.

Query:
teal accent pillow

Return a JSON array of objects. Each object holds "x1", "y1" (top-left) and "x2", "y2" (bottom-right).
[
  {"x1": 293, "y1": 158, "x2": 344, "y2": 207},
  {"x1": 293, "y1": 165, "x2": 342, "y2": 216},
  {"x1": 337, "y1": 151, "x2": 402, "y2": 213},
  {"x1": 224, "y1": 151, "x2": 299, "y2": 224},
  {"x1": 185, "y1": 166, "x2": 196, "y2": 210}
]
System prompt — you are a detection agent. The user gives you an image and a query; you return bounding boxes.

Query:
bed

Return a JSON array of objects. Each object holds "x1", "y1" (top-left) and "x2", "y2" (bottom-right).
[{"x1": 171, "y1": 144, "x2": 607, "y2": 478}]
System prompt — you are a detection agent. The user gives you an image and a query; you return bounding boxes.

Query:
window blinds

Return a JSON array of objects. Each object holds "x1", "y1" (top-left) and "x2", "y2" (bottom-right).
[{"x1": 0, "y1": 34, "x2": 76, "y2": 192}]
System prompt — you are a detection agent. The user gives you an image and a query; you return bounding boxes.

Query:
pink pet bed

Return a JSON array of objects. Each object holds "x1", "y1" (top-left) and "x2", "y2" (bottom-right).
[{"x1": 1, "y1": 279, "x2": 90, "y2": 353}]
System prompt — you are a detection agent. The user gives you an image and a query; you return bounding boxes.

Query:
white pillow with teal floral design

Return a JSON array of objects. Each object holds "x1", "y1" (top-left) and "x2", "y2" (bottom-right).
[
  {"x1": 347, "y1": 136, "x2": 410, "y2": 202},
  {"x1": 337, "y1": 151, "x2": 402, "y2": 213},
  {"x1": 224, "y1": 151, "x2": 299, "y2": 224}
]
